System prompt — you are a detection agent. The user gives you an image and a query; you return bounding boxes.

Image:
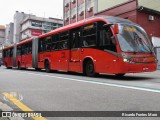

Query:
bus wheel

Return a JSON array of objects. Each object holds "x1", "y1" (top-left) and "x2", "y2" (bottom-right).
[
  {"x1": 115, "y1": 74, "x2": 125, "y2": 77},
  {"x1": 6, "y1": 65, "x2": 9, "y2": 69},
  {"x1": 45, "y1": 61, "x2": 50, "y2": 73},
  {"x1": 5, "y1": 63, "x2": 8, "y2": 69},
  {"x1": 85, "y1": 60, "x2": 97, "y2": 77},
  {"x1": 18, "y1": 62, "x2": 21, "y2": 70},
  {"x1": 35, "y1": 68, "x2": 41, "y2": 71}
]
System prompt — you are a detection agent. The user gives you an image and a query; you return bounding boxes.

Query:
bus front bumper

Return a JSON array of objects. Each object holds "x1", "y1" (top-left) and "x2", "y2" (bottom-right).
[{"x1": 116, "y1": 62, "x2": 157, "y2": 74}]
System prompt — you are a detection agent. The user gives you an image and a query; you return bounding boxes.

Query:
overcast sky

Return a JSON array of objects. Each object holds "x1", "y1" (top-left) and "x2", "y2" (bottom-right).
[{"x1": 0, "y1": 0, "x2": 63, "y2": 25}]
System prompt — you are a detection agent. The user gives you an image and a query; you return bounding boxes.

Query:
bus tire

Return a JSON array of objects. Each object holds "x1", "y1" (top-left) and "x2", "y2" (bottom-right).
[
  {"x1": 84, "y1": 59, "x2": 97, "y2": 77},
  {"x1": 115, "y1": 73, "x2": 125, "y2": 77},
  {"x1": 45, "y1": 60, "x2": 50, "y2": 73},
  {"x1": 6, "y1": 64, "x2": 10, "y2": 69},
  {"x1": 18, "y1": 62, "x2": 21, "y2": 70},
  {"x1": 35, "y1": 68, "x2": 41, "y2": 71},
  {"x1": 5, "y1": 63, "x2": 8, "y2": 69}
]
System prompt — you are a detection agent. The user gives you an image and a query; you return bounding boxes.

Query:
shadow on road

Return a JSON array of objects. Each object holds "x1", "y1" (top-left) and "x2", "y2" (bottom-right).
[{"x1": 4, "y1": 67, "x2": 155, "y2": 81}]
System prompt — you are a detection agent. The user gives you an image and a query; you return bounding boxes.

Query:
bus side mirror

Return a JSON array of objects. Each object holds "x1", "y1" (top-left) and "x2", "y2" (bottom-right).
[{"x1": 113, "y1": 24, "x2": 119, "y2": 34}]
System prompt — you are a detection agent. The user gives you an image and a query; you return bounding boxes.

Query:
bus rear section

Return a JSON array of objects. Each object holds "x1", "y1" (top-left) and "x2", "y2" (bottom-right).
[{"x1": 2, "y1": 46, "x2": 14, "y2": 68}]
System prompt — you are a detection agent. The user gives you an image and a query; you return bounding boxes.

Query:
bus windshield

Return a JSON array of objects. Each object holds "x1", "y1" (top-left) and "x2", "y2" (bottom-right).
[{"x1": 116, "y1": 23, "x2": 153, "y2": 53}]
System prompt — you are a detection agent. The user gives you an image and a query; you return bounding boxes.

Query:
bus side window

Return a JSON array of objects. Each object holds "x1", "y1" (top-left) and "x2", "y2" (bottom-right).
[
  {"x1": 71, "y1": 28, "x2": 81, "y2": 49},
  {"x1": 82, "y1": 23, "x2": 97, "y2": 47},
  {"x1": 24, "y1": 45, "x2": 27, "y2": 55},
  {"x1": 21, "y1": 45, "x2": 24, "y2": 55},
  {"x1": 100, "y1": 28, "x2": 117, "y2": 52},
  {"x1": 16, "y1": 46, "x2": 21, "y2": 56},
  {"x1": 51, "y1": 34, "x2": 59, "y2": 51},
  {"x1": 72, "y1": 33, "x2": 76, "y2": 48},
  {"x1": 100, "y1": 30, "x2": 111, "y2": 45},
  {"x1": 10, "y1": 48, "x2": 13, "y2": 57},
  {"x1": 29, "y1": 42, "x2": 32, "y2": 54},
  {"x1": 6, "y1": 50, "x2": 8, "y2": 57},
  {"x1": 2, "y1": 50, "x2": 5, "y2": 58},
  {"x1": 51, "y1": 34, "x2": 58, "y2": 51},
  {"x1": 23, "y1": 44, "x2": 27, "y2": 55},
  {"x1": 58, "y1": 32, "x2": 69, "y2": 50},
  {"x1": 38, "y1": 38, "x2": 45, "y2": 52},
  {"x1": 52, "y1": 43, "x2": 57, "y2": 50},
  {"x1": 25, "y1": 43, "x2": 28, "y2": 55},
  {"x1": 83, "y1": 40, "x2": 88, "y2": 47}
]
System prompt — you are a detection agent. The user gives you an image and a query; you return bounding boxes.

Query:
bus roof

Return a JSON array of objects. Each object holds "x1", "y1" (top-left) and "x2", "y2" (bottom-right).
[
  {"x1": 17, "y1": 38, "x2": 32, "y2": 46},
  {"x1": 38, "y1": 15, "x2": 133, "y2": 39},
  {"x1": 3, "y1": 45, "x2": 14, "y2": 50},
  {"x1": 98, "y1": 15, "x2": 132, "y2": 24},
  {"x1": 38, "y1": 16, "x2": 106, "y2": 38},
  {"x1": 6, "y1": 15, "x2": 133, "y2": 47}
]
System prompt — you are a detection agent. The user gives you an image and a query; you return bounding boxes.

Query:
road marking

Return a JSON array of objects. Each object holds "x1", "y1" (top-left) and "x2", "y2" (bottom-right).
[
  {"x1": 8, "y1": 70, "x2": 160, "y2": 93},
  {"x1": 3, "y1": 92, "x2": 46, "y2": 120}
]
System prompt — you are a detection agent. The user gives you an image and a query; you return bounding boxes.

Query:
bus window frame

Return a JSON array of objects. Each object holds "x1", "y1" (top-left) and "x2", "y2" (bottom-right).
[
  {"x1": 58, "y1": 31, "x2": 69, "y2": 50},
  {"x1": 97, "y1": 21, "x2": 117, "y2": 52},
  {"x1": 70, "y1": 27, "x2": 82, "y2": 49},
  {"x1": 81, "y1": 22, "x2": 98, "y2": 48},
  {"x1": 16, "y1": 45, "x2": 22, "y2": 56}
]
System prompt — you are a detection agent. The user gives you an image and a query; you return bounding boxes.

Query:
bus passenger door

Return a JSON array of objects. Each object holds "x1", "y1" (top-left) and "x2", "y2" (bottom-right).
[
  {"x1": 58, "y1": 32, "x2": 69, "y2": 71},
  {"x1": 69, "y1": 30, "x2": 81, "y2": 72}
]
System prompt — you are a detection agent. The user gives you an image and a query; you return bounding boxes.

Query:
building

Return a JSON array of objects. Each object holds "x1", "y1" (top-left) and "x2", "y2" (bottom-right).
[
  {"x1": 13, "y1": 11, "x2": 33, "y2": 43},
  {"x1": 0, "y1": 25, "x2": 5, "y2": 46},
  {"x1": 21, "y1": 16, "x2": 63, "y2": 40},
  {"x1": 5, "y1": 22, "x2": 14, "y2": 44},
  {"x1": 64, "y1": 0, "x2": 160, "y2": 41},
  {"x1": 96, "y1": 0, "x2": 160, "y2": 41},
  {"x1": 14, "y1": 11, "x2": 63, "y2": 43},
  {"x1": 63, "y1": 0, "x2": 95, "y2": 26},
  {"x1": 63, "y1": 0, "x2": 125, "y2": 25}
]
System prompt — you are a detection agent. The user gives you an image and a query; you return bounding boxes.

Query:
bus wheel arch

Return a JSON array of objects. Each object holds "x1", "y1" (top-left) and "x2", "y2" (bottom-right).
[
  {"x1": 44, "y1": 59, "x2": 51, "y2": 73},
  {"x1": 83, "y1": 58, "x2": 98, "y2": 77}
]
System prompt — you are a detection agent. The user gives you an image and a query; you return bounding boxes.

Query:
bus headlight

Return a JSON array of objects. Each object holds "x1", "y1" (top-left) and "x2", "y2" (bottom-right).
[{"x1": 123, "y1": 58, "x2": 129, "y2": 62}]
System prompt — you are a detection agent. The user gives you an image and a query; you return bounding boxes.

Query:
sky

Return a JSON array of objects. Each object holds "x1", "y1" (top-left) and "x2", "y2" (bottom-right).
[{"x1": 0, "y1": 0, "x2": 63, "y2": 25}]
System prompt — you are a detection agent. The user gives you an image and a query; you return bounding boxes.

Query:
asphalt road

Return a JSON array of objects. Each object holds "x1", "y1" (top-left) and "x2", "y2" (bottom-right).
[{"x1": 0, "y1": 66, "x2": 160, "y2": 120}]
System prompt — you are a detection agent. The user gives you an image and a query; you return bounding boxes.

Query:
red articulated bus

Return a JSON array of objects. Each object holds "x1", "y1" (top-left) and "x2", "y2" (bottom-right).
[{"x1": 2, "y1": 16, "x2": 157, "y2": 77}]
